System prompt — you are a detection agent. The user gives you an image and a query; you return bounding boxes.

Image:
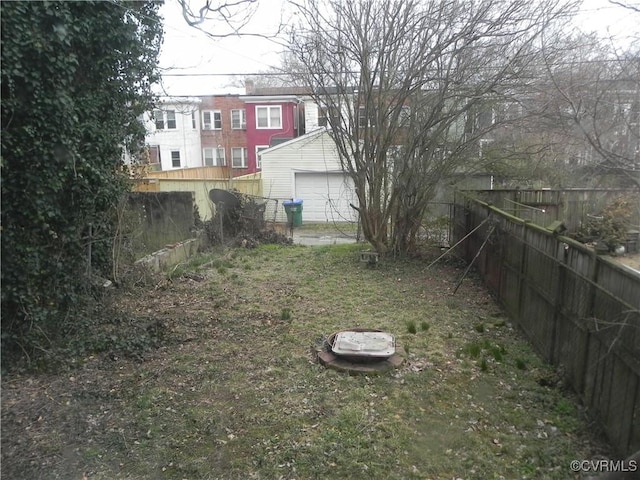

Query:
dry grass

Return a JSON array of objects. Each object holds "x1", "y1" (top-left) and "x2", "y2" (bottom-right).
[{"x1": 1, "y1": 243, "x2": 611, "y2": 479}]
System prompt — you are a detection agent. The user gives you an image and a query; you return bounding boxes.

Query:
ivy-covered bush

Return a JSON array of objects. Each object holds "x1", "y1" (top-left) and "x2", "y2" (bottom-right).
[{"x1": 1, "y1": 1, "x2": 162, "y2": 366}]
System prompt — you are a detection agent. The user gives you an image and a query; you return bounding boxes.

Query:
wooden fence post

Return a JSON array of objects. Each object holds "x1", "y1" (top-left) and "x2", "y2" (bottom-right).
[{"x1": 549, "y1": 244, "x2": 567, "y2": 364}]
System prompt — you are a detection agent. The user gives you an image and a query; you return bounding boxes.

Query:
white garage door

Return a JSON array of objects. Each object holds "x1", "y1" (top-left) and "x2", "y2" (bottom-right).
[{"x1": 294, "y1": 172, "x2": 358, "y2": 222}]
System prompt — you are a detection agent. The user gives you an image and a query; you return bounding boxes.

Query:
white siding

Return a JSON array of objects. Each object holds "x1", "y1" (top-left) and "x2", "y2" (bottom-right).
[
  {"x1": 261, "y1": 129, "x2": 357, "y2": 223},
  {"x1": 302, "y1": 99, "x2": 353, "y2": 132},
  {"x1": 303, "y1": 98, "x2": 321, "y2": 131},
  {"x1": 144, "y1": 98, "x2": 202, "y2": 170}
]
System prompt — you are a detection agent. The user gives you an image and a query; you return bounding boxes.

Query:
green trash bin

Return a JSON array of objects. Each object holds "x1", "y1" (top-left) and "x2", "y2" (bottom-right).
[{"x1": 283, "y1": 199, "x2": 303, "y2": 227}]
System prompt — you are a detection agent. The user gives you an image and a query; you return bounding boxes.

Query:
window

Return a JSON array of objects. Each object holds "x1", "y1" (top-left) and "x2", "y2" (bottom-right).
[
  {"x1": 171, "y1": 150, "x2": 181, "y2": 168},
  {"x1": 318, "y1": 106, "x2": 339, "y2": 127},
  {"x1": 231, "y1": 109, "x2": 246, "y2": 129},
  {"x1": 256, "y1": 145, "x2": 269, "y2": 169},
  {"x1": 501, "y1": 102, "x2": 523, "y2": 122},
  {"x1": 191, "y1": 111, "x2": 197, "y2": 129},
  {"x1": 147, "y1": 145, "x2": 160, "y2": 164},
  {"x1": 165, "y1": 110, "x2": 176, "y2": 129},
  {"x1": 476, "y1": 108, "x2": 495, "y2": 129},
  {"x1": 386, "y1": 145, "x2": 405, "y2": 172},
  {"x1": 231, "y1": 147, "x2": 248, "y2": 168},
  {"x1": 318, "y1": 107, "x2": 328, "y2": 127},
  {"x1": 399, "y1": 106, "x2": 411, "y2": 126},
  {"x1": 215, "y1": 147, "x2": 225, "y2": 166},
  {"x1": 153, "y1": 110, "x2": 164, "y2": 129},
  {"x1": 479, "y1": 138, "x2": 494, "y2": 158},
  {"x1": 256, "y1": 106, "x2": 282, "y2": 129},
  {"x1": 358, "y1": 107, "x2": 376, "y2": 128},
  {"x1": 203, "y1": 147, "x2": 225, "y2": 166},
  {"x1": 154, "y1": 109, "x2": 177, "y2": 130},
  {"x1": 202, "y1": 110, "x2": 222, "y2": 130}
]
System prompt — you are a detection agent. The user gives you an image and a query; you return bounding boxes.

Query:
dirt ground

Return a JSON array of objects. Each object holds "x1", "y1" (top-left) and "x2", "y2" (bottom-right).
[{"x1": 609, "y1": 252, "x2": 640, "y2": 272}]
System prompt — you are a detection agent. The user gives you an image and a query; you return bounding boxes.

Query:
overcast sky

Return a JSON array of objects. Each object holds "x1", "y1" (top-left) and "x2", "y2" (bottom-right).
[
  {"x1": 156, "y1": 0, "x2": 291, "y2": 96},
  {"x1": 155, "y1": 0, "x2": 640, "y2": 97}
]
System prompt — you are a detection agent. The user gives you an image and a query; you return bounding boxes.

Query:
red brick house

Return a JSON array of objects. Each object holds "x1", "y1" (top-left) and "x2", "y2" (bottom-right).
[{"x1": 198, "y1": 95, "x2": 249, "y2": 176}]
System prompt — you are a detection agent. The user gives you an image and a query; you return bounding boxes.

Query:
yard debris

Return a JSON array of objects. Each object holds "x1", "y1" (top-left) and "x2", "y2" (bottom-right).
[{"x1": 205, "y1": 189, "x2": 290, "y2": 248}]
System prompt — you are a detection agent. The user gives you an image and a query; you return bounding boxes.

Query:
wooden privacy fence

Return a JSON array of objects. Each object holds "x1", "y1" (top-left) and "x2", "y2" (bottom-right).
[
  {"x1": 466, "y1": 188, "x2": 640, "y2": 233},
  {"x1": 453, "y1": 193, "x2": 640, "y2": 456},
  {"x1": 133, "y1": 172, "x2": 263, "y2": 221}
]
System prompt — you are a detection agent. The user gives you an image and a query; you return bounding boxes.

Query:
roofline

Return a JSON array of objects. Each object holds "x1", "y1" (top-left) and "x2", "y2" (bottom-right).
[
  {"x1": 240, "y1": 95, "x2": 302, "y2": 103},
  {"x1": 158, "y1": 96, "x2": 202, "y2": 104},
  {"x1": 258, "y1": 127, "x2": 330, "y2": 156}
]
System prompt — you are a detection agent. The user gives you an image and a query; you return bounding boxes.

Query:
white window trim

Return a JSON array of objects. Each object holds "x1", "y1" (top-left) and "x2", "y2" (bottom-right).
[
  {"x1": 479, "y1": 138, "x2": 494, "y2": 159},
  {"x1": 203, "y1": 147, "x2": 226, "y2": 166},
  {"x1": 255, "y1": 145, "x2": 269, "y2": 170},
  {"x1": 318, "y1": 106, "x2": 328, "y2": 127},
  {"x1": 215, "y1": 147, "x2": 225, "y2": 166},
  {"x1": 147, "y1": 145, "x2": 161, "y2": 164},
  {"x1": 318, "y1": 105, "x2": 339, "y2": 128},
  {"x1": 165, "y1": 110, "x2": 177, "y2": 130},
  {"x1": 202, "y1": 110, "x2": 222, "y2": 130},
  {"x1": 154, "y1": 109, "x2": 177, "y2": 130},
  {"x1": 153, "y1": 109, "x2": 164, "y2": 130},
  {"x1": 256, "y1": 105, "x2": 282, "y2": 129},
  {"x1": 170, "y1": 150, "x2": 181, "y2": 168},
  {"x1": 231, "y1": 109, "x2": 246, "y2": 130},
  {"x1": 231, "y1": 147, "x2": 248, "y2": 168}
]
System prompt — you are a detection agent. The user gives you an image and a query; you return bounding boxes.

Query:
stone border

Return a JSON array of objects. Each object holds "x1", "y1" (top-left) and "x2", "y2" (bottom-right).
[
  {"x1": 316, "y1": 347, "x2": 406, "y2": 375},
  {"x1": 135, "y1": 236, "x2": 202, "y2": 272}
]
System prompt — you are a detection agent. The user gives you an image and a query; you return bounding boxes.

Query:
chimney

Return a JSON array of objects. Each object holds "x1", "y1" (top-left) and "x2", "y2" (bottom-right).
[{"x1": 245, "y1": 79, "x2": 254, "y2": 94}]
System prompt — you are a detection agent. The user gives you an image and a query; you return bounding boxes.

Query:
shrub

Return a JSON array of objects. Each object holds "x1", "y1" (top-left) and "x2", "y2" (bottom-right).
[{"x1": 574, "y1": 195, "x2": 635, "y2": 251}]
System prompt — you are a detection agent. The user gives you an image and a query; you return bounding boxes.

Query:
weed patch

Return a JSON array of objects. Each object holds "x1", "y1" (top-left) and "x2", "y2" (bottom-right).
[{"x1": 406, "y1": 320, "x2": 417, "y2": 334}]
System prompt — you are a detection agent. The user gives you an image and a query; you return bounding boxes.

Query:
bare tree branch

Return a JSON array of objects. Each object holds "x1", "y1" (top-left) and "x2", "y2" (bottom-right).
[
  {"x1": 176, "y1": 0, "x2": 286, "y2": 43},
  {"x1": 608, "y1": 0, "x2": 640, "y2": 13}
]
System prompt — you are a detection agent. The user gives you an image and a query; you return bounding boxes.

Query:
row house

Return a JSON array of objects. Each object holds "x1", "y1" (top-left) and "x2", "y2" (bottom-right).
[
  {"x1": 144, "y1": 97, "x2": 202, "y2": 171},
  {"x1": 198, "y1": 95, "x2": 249, "y2": 175},
  {"x1": 143, "y1": 88, "x2": 306, "y2": 177},
  {"x1": 140, "y1": 85, "x2": 499, "y2": 176},
  {"x1": 241, "y1": 94, "x2": 305, "y2": 171}
]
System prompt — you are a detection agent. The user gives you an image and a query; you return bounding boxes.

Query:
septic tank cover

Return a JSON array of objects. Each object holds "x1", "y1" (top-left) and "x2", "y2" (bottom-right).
[
  {"x1": 316, "y1": 329, "x2": 405, "y2": 374},
  {"x1": 332, "y1": 331, "x2": 395, "y2": 357}
]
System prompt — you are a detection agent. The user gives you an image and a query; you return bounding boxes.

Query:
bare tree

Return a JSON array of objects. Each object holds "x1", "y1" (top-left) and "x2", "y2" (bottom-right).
[
  {"x1": 542, "y1": 36, "x2": 640, "y2": 189},
  {"x1": 288, "y1": 0, "x2": 578, "y2": 254},
  {"x1": 481, "y1": 33, "x2": 608, "y2": 188}
]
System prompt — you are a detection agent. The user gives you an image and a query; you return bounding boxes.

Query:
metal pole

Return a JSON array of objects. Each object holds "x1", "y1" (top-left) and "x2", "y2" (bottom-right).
[
  {"x1": 453, "y1": 225, "x2": 496, "y2": 294},
  {"x1": 426, "y1": 215, "x2": 491, "y2": 269},
  {"x1": 219, "y1": 201, "x2": 224, "y2": 244}
]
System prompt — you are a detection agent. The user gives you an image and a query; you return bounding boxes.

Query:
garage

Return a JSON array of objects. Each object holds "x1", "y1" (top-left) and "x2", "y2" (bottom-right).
[
  {"x1": 294, "y1": 172, "x2": 358, "y2": 222},
  {"x1": 260, "y1": 128, "x2": 360, "y2": 223}
]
